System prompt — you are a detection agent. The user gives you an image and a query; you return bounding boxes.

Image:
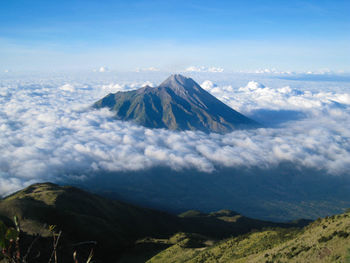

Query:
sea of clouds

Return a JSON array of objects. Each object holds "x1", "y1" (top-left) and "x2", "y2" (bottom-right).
[{"x1": 0, "y1": 72, "x2": 350, "y2": 196}]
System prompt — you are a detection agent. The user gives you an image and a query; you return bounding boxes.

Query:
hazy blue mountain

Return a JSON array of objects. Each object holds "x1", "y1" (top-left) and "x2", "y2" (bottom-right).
[
  {"x1": 94, "y1": 74, "x2": 259, "y2": 133},
  {"x1": 77, "y1": 165, "x2": 350, "y2": 222}
]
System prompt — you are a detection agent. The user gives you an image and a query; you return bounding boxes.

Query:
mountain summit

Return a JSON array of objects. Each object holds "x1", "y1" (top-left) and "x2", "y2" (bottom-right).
[{"x1": 94, "y1": 74, "x2": 259, "y2": 133}]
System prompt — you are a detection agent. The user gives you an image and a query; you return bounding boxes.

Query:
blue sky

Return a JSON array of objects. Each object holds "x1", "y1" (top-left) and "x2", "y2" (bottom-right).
[{"x1": 1, "y1": 0, "x2": 349, "y2": 72}]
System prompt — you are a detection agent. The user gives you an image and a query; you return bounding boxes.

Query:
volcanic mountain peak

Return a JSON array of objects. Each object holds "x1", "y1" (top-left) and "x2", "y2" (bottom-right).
[
  {"x1": 160, "y1": 74, "x2": 188, "y2": 87},
  {"x1": 159, "y1": 74, "x2": 201, "y2": 94},
  {"x1": 94, "y1": 74, "x2": 259, "y2": 133}
]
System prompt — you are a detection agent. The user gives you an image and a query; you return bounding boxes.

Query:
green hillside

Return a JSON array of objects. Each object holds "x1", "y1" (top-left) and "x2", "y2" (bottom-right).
[
  {"x1": 0, "y1": 183, "x2": 182, "y2": 262},
  {"x1": 147, "y1": 210, "x2": 350, "y2": 263},
  {"x1": 0, "y1": 183, "x2": 308, "y2": 262}
]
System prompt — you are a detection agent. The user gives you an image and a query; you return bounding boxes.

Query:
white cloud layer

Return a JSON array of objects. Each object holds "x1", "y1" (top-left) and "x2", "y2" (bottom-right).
[{"x1": 0, "y1": 74, "x2": 350, "y2": 196}]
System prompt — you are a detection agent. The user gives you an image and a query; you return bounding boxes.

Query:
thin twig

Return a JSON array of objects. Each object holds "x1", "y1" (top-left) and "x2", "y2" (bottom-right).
[
  {"x1": 73, "y1": 251, "x2": 78, "y2": 263},
  {"x1": 86, "y1": 248, "x2": 94, "y2": 263},
  {"x1": 48, "y1": 230, "x2": 62, "y2": 263}
]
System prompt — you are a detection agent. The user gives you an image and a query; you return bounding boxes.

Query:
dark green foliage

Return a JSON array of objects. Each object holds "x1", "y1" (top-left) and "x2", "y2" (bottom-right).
[
  {"x1": 0, "y1": 220, "x2": 18, "y2": 252},
  {"x1": 318, "y1": 230, "x2": 349, "y2": 242},
  {"x1": 0, "y1": 218, "x2": 95, "y2": 263},
  {"x1": 285, "y1": 245, "x2": 311, "y2": 258}
]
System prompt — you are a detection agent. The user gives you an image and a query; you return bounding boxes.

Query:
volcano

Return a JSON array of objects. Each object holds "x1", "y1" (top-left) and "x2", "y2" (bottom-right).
[{"x1": 94, "y1": 74, "x2": 259, "y2": 133}]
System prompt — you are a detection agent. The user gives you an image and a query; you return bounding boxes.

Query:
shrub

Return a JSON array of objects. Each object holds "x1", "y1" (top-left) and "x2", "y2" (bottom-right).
[{"x1": 0, "y1": 217, "x2": 95, "y2": 263}]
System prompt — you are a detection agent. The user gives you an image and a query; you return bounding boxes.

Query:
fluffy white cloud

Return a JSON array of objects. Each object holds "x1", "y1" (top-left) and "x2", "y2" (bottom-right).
[
  {"x1": 254, "y1": 68, "x2": 292, "y2": 74},
  {"x1": 185, "y1": 66, "x2": 224, "y2": 73},
  {"x1": 93, "y1": 66, "x2": 109, "y2": 73},
  {"x1": 60, "y1": 84, "x2": 75, "y2": 92},
  {"x1": 0, "y1": 74, "x2": 349, "y2": 196},
  {"x1": 135, "y1": 67, "x2": 160, "y2": 72},
  {"x1": 239, "y1": 68, "x2": 348, "y2": 75},
  {"x1": 99, "y1": 81, "x2": 155, "y2": 94},
  {"x1": 202, "y1": 80, "x2": 350, "y2": 113}
]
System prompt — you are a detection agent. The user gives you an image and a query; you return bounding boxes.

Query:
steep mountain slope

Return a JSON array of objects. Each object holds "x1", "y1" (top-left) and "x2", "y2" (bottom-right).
[
  {"x1": 0, "y1": 183, "x2": 181, "y2": 262},
  {"x1": 147, "y1": 210, "x2": 350, "y2": 263},
  {"x1": 0, "y1": 183, "x2": 308, "y2": 262},
  {"x1": 93, "y1": 74, "x2": 259, "y2": 133}
]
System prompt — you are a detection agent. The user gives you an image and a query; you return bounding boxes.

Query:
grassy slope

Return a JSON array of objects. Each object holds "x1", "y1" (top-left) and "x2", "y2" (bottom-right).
[
  {"x1": 0, "y1": 182, "x2": 182, "y2": 261},
  {"x1": 0, "y1": 183, "x2": 309, "y2": 262},
  {"x1": 117, "y1": 210, "x2": 310, "y2": 262},
  {"x1": 147, "y1": 210, "x2": 350, "y2": 263}
]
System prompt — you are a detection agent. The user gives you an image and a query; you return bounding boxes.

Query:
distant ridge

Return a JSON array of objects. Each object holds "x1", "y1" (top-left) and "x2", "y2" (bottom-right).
[{"x1": 94, "y1": 74, "x2": 259, "y2": 133}]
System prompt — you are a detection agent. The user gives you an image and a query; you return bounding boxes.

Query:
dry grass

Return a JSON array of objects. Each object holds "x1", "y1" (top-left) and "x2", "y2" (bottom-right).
[{"x1": 147, "y1": 211, "x2": 350, "y2": 263}]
